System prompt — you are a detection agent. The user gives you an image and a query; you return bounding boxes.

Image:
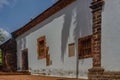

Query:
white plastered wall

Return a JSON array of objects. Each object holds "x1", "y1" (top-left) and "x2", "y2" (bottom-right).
[
  {"x1": 16, "y1": 0, "x2": 92, "y2": 78},
  {"x1": 101, "y1": 0, "x2": 120, "y2": 71}
]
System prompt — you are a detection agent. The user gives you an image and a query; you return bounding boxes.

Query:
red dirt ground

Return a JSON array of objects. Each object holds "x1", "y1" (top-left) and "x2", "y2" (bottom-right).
[{"x1": 0, "y1": 75, "x2": 87, "y2": 80}]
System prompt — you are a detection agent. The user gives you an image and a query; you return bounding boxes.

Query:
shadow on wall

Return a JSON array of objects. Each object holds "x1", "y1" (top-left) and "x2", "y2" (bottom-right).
[
  {"x1": 73, "y1": 0, "x2": 92, "y2": 63},
  {"x1": 61, "y1": 0, "x2": 92, "y2": 63},
  {"x1": 61, "y1": 7, "x2": 73, "y2": 63},
  {"x1": 73, "y1": 0, "x2": 92, "y2": 77},
  {"x1": 73, "y1": 0, "x2": 92, "y2": 42}
]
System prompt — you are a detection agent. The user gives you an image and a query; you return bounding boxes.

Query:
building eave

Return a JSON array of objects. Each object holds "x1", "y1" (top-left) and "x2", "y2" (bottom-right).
[{"x1": 12, "y1": 0, "x2": 76, "y2": 38}]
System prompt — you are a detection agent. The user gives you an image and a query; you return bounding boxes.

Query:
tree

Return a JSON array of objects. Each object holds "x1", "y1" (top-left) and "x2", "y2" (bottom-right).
[
  {"x1": 0, "y1": 30, "x2": 5, "y2": 43},
  {"x1": 0, "y1": 34, "x2": 4, "y2": 42}
]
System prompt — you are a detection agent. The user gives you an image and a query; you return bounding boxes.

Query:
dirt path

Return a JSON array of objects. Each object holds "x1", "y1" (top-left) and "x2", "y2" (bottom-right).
[{"x1": 0, "y1": 75, "x2": 87, "y2": 80}]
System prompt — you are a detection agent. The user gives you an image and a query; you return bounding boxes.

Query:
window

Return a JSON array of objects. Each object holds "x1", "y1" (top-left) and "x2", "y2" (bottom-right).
[
  {"x1": 78, "y1": 35, "x2": 92, "y2": 59},
  {"x1": 37, "y1": 36, "x2": 46, "y2": 59},
  {"x1": 46, "y1": 47, "x2": 51, "y2": 66},
  {"x1": 68, "y1": 43, "x2": 75, "y2": 57},
  {"x1": 46, "y1": 54, "x2": 51, "y2": 66}
]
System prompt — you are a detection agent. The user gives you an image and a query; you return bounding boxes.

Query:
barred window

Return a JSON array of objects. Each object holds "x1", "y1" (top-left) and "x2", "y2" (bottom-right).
[{"x1": 78, "y1": 35, "x2": 92, "y2": 59}]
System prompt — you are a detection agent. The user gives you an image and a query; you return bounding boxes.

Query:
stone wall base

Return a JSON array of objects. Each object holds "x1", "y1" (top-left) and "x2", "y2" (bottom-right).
[
  {"x1": 88, "y1": 68, "x2": 120, "y2": 80},
  {"x1": 29, "y1": 68, "x2": 89, "y2": 79}
]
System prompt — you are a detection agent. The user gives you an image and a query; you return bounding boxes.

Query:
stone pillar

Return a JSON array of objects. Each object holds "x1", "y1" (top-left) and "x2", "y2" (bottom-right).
[
  {"x1": 88, "y1": 1, "x2": 105, "y2": 79},
  {"x1": 89, "y1": 0, "x2": 104, "y2": 70}
]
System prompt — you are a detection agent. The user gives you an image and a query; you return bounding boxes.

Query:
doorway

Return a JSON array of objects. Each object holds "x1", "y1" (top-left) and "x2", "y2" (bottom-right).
[{"x1": 22, "y1": 49, "x2": 28, "y2": 70}]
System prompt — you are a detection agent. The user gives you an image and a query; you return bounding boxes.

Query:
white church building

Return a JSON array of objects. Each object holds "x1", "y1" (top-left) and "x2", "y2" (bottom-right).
[{"x1": 12, "y1": 0, "x2": 120, "y2": 79}]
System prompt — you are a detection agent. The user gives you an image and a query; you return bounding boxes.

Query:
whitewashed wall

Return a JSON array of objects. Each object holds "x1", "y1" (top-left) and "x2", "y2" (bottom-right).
[
  {"x1": 101, "y1": 0, "x2": 120, "y2": 71},
  {"x1": 16, "y1": 0, "x2": 92, "y2": 78}
]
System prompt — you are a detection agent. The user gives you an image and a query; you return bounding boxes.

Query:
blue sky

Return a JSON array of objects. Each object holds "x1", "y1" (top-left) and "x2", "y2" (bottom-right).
[{"x1": 0, "y1": 0, "x2": 58, "y2": 33}]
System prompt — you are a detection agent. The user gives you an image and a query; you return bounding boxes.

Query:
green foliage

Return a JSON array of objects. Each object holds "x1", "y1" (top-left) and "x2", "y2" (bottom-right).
[
  {"x1": 0, "y1": 49, "x2": 2, "y2": 64},
  {"x1": 0, "y1": 59, "x2": 2, "y2": 64}
]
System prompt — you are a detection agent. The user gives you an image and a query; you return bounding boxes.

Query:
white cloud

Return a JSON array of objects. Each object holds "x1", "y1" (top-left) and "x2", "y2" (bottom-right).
[
  {"x1": 0, "y1": 0, "x2": 17, "y2": 9},
  {"x1": 9, "y1": 0, "x2": 18, "y2": 8},
  {"x1": 0, "y1": 0, "x2": 10, "y2": 8}
]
